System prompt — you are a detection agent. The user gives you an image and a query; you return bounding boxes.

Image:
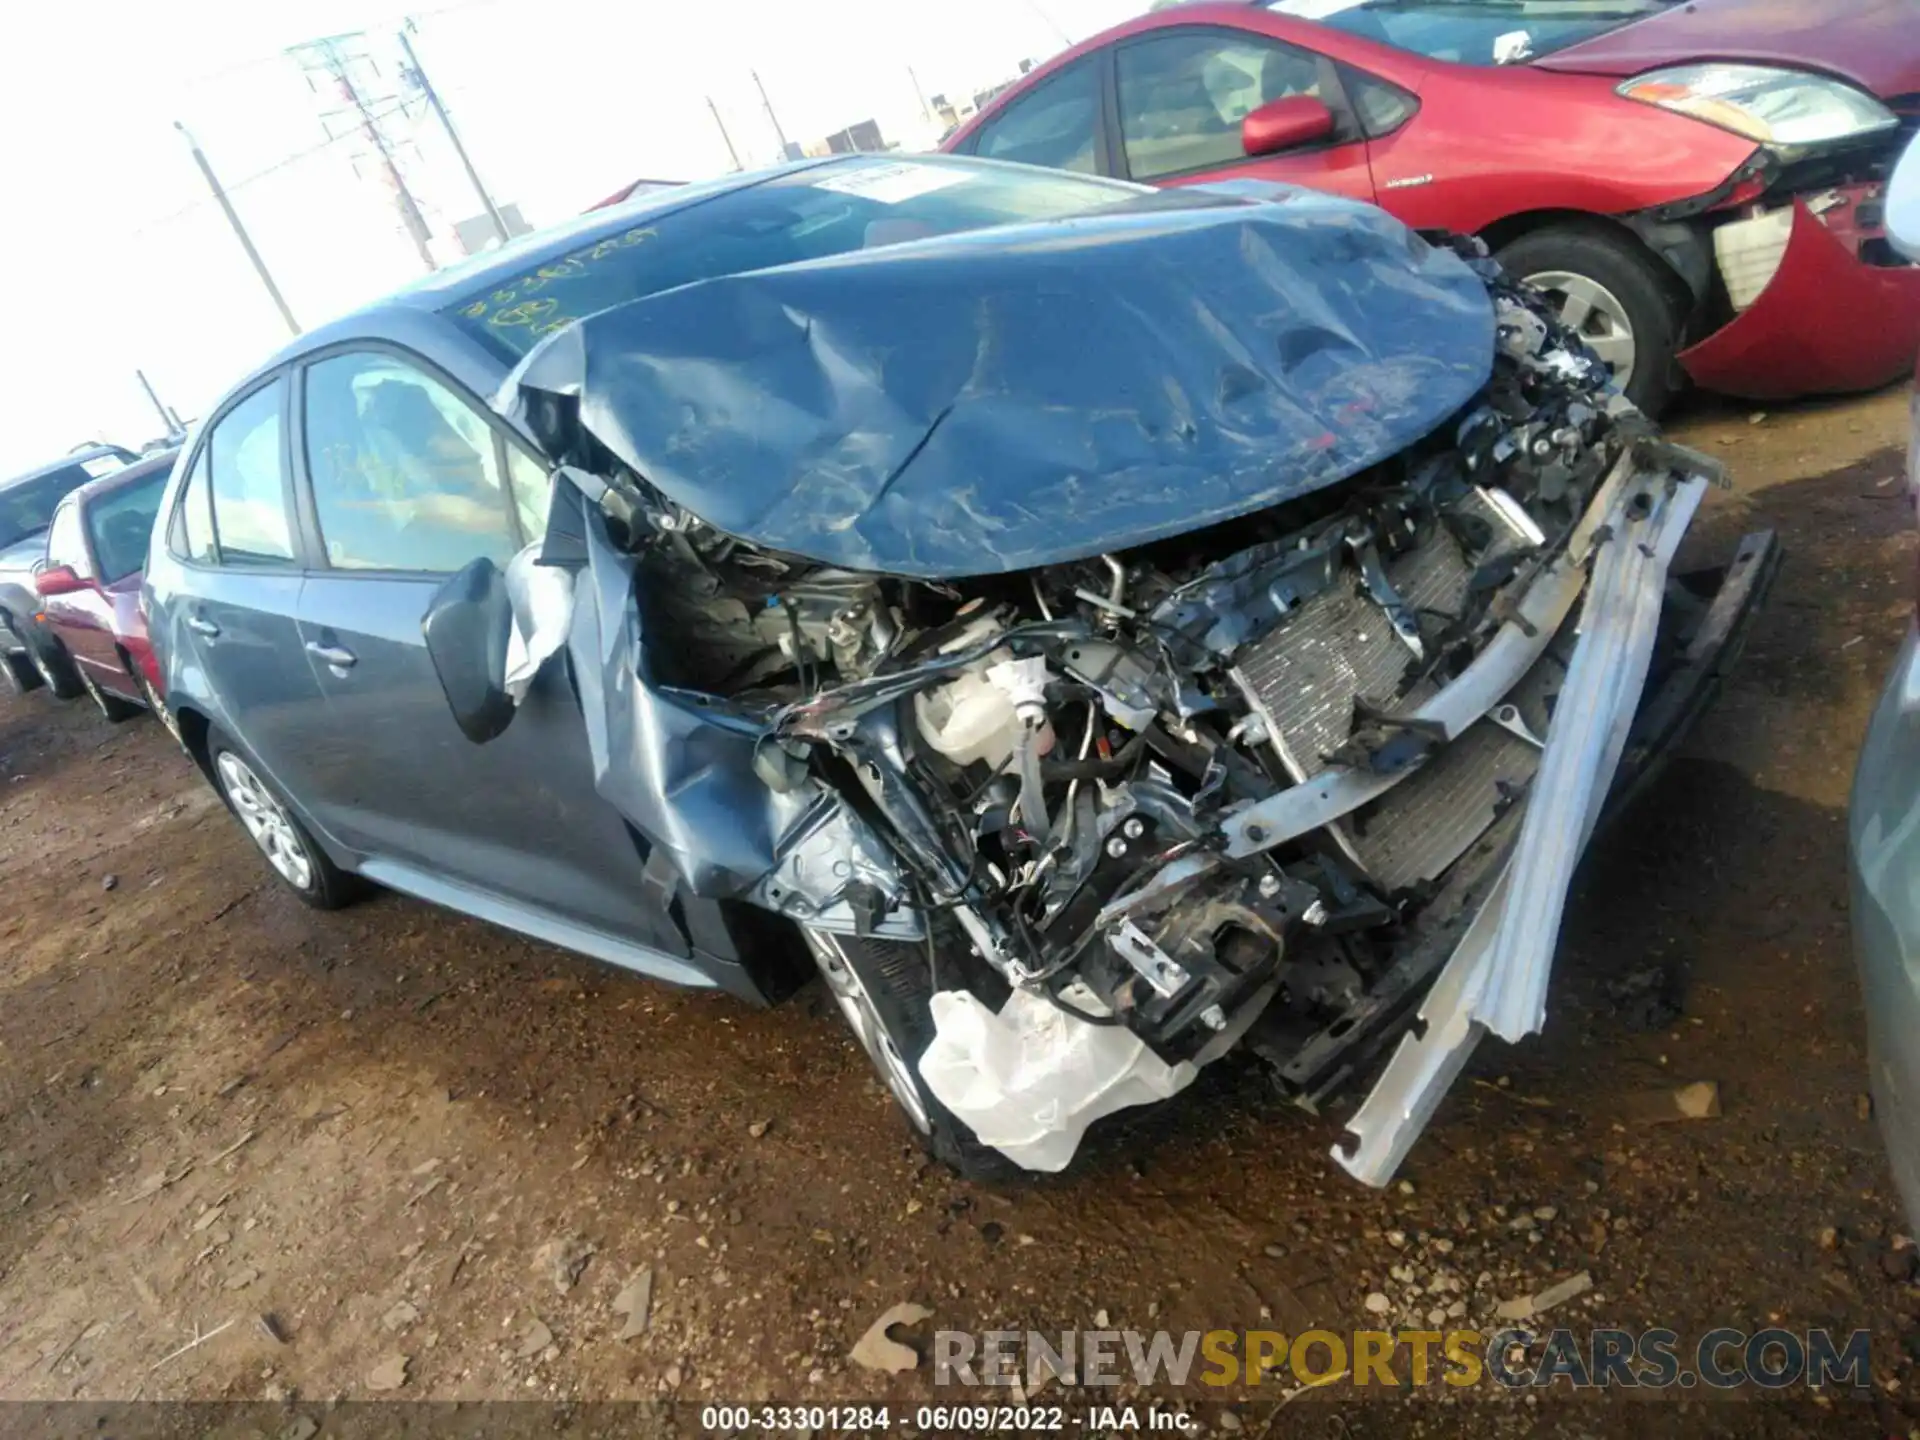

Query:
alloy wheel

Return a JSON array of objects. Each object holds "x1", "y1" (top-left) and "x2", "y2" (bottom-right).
[
  {"x1": 1521, "y1": 270, "x2": 1637, "y2": 390},
  {"x1": 30, "y1": 645, "x2": 58, "y2": 689},
  {"x1": 215, "y1": 750, "x2": 314, "y2": 891},
  {"x1": 807, "y1": 932, "x2": 933, "y2": 1134}
]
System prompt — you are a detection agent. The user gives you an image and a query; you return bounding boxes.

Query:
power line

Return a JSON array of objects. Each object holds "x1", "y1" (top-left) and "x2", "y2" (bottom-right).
[{"x1": 129, "y1": 99, "x2": 416, "y2": 241}]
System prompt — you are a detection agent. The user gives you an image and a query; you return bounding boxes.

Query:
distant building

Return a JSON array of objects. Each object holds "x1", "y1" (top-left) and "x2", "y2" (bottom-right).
[
  {"x1": 453, "y1": 203, "x2": 533, "y2": 256},
  {"x1": 824, "y1": 118, "x2": 886, "y2": 154}
]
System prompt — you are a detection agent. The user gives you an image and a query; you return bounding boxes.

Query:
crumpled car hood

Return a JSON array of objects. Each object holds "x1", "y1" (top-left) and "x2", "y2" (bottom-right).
[{"x1": 504, "y1": 186, "x2": 1494, "y2": 579}]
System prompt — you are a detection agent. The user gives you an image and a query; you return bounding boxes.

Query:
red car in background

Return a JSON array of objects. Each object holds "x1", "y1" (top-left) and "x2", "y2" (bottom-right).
[
  {"x1": 942, "y1": 0, "x2": 1920, "y2": 415},
  {"x1": 33, "y1": 450, "x2": 178, "y2": 729}
]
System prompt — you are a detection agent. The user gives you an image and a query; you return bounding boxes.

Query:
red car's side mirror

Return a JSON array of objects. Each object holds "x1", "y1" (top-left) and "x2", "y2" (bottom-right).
[
  {"x1": 34, "y1": 565, "x2": 85, "y2": 598},
  {"x1": 1243, "y1": 96, "x2": 1336, "y2": 158}
]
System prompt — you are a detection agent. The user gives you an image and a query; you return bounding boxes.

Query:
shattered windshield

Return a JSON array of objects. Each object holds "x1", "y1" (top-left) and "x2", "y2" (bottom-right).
[
  {"x1": 444, "y1": 158, "x2": 1151, "y2": 359},
  {"x1": 1270, "y1": 0, "x2": 1667, "y2": 65}
]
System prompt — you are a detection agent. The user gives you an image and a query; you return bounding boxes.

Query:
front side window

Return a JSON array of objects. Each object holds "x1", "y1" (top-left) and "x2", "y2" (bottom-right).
[
  {"x1": 1117, "y1": 29, "x2": 1335, "y2": 181},
  {"x1": 87, "y1": 472, "x2": 169, "y2": 584},
  {"x1": 303, "y1": 351, "x2": 534, "y2": 573},
  {"x1": 970, "y1": 60, "x2": 1103, "y2": 174},
  {"x1": 45, "y1": 500, "x2": 90, "y2": 578},
  {"x1": 1344, "y1": 65, "x2": 1419, "y2": 136},
  {"x1": 207, "y1": 383, "x2": 295, "y2": 566}
]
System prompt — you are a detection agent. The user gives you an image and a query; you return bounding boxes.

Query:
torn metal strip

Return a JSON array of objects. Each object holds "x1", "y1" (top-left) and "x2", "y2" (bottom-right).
[
  {"x1": 1332, "y1": 867, "x2": 1507, "y2": 1186},
  {"x1": 1472, "y1": 473, "x2": 1707, "y2": 1043},
  {"x1": 1332, "y1": 471, "x2": 1710, "y2": 1186}
]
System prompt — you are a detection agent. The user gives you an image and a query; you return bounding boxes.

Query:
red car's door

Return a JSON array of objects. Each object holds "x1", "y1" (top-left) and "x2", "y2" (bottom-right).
[
  {"x1": 1110, "y1": 26, "x2": 1376, "y2": 203},
  {"x1": 40, "y1": 496, "x2": 117, "y2": 679}
]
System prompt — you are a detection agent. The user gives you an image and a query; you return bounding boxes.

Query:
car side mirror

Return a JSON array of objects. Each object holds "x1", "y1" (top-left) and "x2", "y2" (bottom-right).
[
  {"x1": 1890, "y1": 132, "x2": 1920, "y2": 264},
  {"x1": 1242, "y1": 95, "x2": 1336, "y2": 158},
  {"x1": 34, "y1": 565, "x2": 84, "y2": 597},
  {"x1": 421, "y1": 556, "x2": 516, "y2": 744}
]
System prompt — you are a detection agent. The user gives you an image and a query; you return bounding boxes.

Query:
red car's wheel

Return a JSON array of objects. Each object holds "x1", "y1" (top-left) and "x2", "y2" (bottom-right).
[
  {"x1": 26, "y1": 636, "x2": 83, "y2": 700},
  {"x1": 1499, "y1": 225, "x2": 1685, "y2": 419},
  {"x1": 77, "y1": 665, "x2": 140, "y2": 723}
]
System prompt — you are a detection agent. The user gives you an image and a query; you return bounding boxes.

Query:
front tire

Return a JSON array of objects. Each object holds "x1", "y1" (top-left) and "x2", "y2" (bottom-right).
[
  {"x1": 27, "y1": 636, "x2": 83, "y2": 700},
  {"x1": 0, "y1": 650, "x2": 38, "y2": 696},
  {"x1": 804, "y1": 929, "x2": 1012, "y2": 1181},
  {"x1": 206, "y1": 725, "x2": 357, "y2": 910},
  {"x1": 1498, "y1": 224, "x2": 1685, "y2": 418}
]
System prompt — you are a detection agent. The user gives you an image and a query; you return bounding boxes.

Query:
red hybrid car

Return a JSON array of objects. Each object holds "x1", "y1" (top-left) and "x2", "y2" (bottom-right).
[
  {"x1": 942, "y1": 0, "x2": 1920, "y2": 415},
  {"x1": 32, "y1": 450, "x2": 178, "y2": 728}
]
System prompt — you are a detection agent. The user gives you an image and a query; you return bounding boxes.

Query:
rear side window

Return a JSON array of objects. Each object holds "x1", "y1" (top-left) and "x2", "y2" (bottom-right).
[
  {"x1": 45, "y1": 499, "x2": 91, "y2": 578},
  {"x1": 171, "y1": 450, "x2": 217, "y2": 564},
  {"x1": 207, "y1": 382, "x2": 295, "y2": 566},
  {"x1": 87, "y1": 472, "x2": 168, "y2": 584},
  {"x1": 970, "y1": 59, "x2": 1103, "y2": 174}
]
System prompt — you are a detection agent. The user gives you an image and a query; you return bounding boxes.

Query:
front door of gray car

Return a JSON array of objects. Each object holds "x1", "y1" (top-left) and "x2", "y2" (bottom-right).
[{"x1": 290, "y1": 348, "x2": 667, "y2": 940}]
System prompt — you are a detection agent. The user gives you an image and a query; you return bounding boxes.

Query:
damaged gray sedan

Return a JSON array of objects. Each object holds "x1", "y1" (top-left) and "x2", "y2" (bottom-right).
[{"x1": 145, "y1": 154, "x2": 1777, "y2": 1183}]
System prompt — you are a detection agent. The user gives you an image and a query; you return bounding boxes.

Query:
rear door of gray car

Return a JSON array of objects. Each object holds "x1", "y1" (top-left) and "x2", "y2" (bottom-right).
[
  {"x1": 167, "y1": 376, "x2": 338, "y2": 813},
  {"x1": 287, "y1": 343, "x2": 670, "y2": 939}
]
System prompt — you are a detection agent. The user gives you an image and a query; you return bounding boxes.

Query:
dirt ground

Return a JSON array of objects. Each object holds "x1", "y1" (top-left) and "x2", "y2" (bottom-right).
[{"x1": 0, "y1": 387, "x2": 1917, "y2": 1433}]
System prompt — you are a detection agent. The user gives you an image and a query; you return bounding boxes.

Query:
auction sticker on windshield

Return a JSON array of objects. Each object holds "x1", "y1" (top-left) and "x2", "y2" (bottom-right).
[{"x1": 813, "y1": 163, "x2": 969, "y2": 204}]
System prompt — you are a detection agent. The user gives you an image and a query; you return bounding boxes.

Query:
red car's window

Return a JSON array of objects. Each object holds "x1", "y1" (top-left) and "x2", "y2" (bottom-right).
[
  {"x1": 970, "y1": 58, "x2": 1103, "y2": 175},
  {"x1": 86, "y1": 471, "x2": 169, "y2": 584},
  {"x1": 1117, "y1": 28, "x2": 1337, "y2": 181}
]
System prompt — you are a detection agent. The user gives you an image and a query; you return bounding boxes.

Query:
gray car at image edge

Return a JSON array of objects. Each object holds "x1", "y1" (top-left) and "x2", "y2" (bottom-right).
[
  {"x1": 1849, "y1": 133, "x2": 1920, "y2": 1230},
  {"x1": 143, "y1": 152, "x2": 1776, "y2": 1184}
]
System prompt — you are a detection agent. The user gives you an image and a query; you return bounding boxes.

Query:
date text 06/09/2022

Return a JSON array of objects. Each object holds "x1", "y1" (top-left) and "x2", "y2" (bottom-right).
[{"x1": 699, "y1": 1405, "x2": 1195, "y2": 1432}]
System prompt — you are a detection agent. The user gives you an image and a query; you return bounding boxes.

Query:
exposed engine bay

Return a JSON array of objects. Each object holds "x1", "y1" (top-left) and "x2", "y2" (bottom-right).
[{"x1": 562, "y1": 245, "x2": 1709, "y2": 1173}]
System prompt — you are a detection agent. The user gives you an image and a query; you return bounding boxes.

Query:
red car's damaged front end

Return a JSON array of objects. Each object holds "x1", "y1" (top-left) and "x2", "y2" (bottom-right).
[
  {"x1": 1538, "y1": 0, "x2": 1920, "y2": 401},
  {"x1": 1673, "y1": 177, "x2": 1920, "y2": 402}
]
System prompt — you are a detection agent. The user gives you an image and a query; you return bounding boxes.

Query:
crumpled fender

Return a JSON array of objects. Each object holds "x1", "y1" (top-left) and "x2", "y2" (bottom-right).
[
  {"x1": 563, "y1": 485, "x2": 819, "y2": 896},
  {"x1": 505, "y1": 187, "x2": 1494, "y2": 579},
  {"x1": 1679, "y1": 201, "x2": 1920, "y2": 402}
]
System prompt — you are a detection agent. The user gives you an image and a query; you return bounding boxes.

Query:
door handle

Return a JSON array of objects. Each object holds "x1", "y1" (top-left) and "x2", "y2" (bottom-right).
[
  {"x1": 185, "y1": 616, "x2": 220, "y2": 638},
  {"x1": 305, "y1": 641, "x2": 357, "y2": 669}
]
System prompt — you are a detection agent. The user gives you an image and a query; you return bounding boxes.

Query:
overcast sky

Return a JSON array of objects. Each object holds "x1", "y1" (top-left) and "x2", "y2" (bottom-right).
[{"x1": 0, "y1": 0, "x2": 1138, "y2": 474}]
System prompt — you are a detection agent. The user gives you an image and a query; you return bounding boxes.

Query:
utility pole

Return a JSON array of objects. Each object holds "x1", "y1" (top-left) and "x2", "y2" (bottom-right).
[
  {"x1": 752, "y1": 70, "x2": 791, "y2": 159},
  {"x1": 173, "y1": 122, "x2": 301, "y2": 336},
  {"x1": 907, "y1": 65, "x2": 932, "y2": 121},
  {"x1": 135, "y1": 370, "x2": 186, "y2": 441},
  {"x1": 289, "y1": 34, "x2": 437, "y2": 272},
  {"x1": 707, "y1": 96, "x2": 743, "y2": 171},
  {"x1": 398, "y1": 26, "x2": 509, "y2": 246}
]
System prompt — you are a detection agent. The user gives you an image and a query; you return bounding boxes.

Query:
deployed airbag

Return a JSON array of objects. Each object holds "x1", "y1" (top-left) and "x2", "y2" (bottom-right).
[
  {"x1": 507, "y1": 188, "x2": 1496, "y2": 578},
  {"x1": 918, "y1": 988, "x2": 1197, "y2": 1172}
]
